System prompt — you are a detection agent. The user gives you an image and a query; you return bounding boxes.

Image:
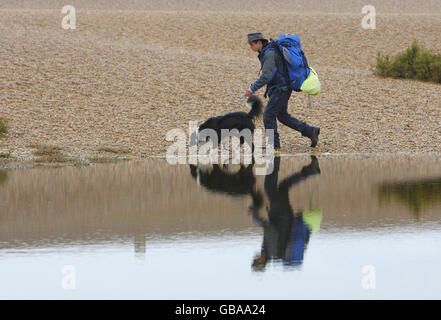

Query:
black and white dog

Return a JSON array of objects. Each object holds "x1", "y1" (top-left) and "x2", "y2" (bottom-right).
[{"x1": 189, "y1": 95, "x2": 263, "y2": 150}]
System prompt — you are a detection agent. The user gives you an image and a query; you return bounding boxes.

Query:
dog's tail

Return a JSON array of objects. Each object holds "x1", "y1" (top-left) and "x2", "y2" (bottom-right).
[{"x1": 246, "y1": 95, "x2": 263, "y2": 120}]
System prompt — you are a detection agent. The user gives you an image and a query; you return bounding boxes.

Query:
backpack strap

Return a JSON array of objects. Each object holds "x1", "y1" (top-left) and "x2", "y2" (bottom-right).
[
  {"x1": 268, "y1": 41, "x2": 291, "y2": 86},
  {"x1": 301, "y1": 49, "x2": 310, "y2": 76}
]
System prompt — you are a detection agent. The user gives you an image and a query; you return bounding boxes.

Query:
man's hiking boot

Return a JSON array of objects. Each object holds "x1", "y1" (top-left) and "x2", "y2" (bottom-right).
[
  {"x1": 310, "y1": 127, "x2": 320, "y2": 147},
  {"x1": 302, "y1": 126, "x2": 320, "y2": 148},
  {"x1": 301, "y1": 155, "x2": 321, "y2": 175}
]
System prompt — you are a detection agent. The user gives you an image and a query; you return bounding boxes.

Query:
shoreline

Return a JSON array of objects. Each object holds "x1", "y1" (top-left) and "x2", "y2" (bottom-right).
[{"x1": 2, "y1": 151, "x2": 441, "y2": 170}]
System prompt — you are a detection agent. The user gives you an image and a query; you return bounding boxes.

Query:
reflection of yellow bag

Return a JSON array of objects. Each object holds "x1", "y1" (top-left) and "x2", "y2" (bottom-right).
[
  {"x1": 302, "y1": 208, "x2": 322, "y2": 232},
  {"x1": 300, "y1": 67, "x2": 321, "y2": 96}
]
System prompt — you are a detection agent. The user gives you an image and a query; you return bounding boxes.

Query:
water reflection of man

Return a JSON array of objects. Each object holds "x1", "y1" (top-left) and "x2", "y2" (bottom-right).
[{"x1": 250, "y1": 156, "x2": 321, "y2": 271}]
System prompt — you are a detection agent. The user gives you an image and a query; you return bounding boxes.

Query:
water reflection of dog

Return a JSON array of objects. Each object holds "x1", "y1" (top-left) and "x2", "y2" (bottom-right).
[
  {"x1": 250, "y1": 156, "x2": 321, "y2": 271},
  {"x1": 189, "y1": 162, "x2": 263, "y2": 210}
]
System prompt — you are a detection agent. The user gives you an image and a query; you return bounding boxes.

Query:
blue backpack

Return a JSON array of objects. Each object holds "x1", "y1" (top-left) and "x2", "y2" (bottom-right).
[{"x1": 272, "y1": 34, "x2": 310, "y2": 91}]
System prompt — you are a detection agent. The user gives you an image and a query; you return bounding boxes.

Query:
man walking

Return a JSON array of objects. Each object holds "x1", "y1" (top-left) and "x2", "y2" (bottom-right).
[{"x1": 245, "y1": 32, "x2": 320, "y2": 149}]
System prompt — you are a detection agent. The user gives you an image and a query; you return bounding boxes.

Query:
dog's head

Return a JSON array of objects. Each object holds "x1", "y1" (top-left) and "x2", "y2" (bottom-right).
[
  {"x1": 198, "y1": 117, "x2": 219, "y2": 131},
  {"x1": 189, "y1": 128, "x2": 199, "y2": 146},
  {"x1": 189, "y1": 117, "x2": 220, "y2": 146}
]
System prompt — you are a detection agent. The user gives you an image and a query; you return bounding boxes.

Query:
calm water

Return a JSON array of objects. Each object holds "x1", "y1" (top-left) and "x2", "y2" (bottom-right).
[{"x1": 0, "y1": 154, "x2": 440, "y2": 299}]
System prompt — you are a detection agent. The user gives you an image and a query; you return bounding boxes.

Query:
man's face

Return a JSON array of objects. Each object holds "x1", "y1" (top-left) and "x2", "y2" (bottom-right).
[{"x1": 249, "y1": 40, "x2": 262, "y2": 52}]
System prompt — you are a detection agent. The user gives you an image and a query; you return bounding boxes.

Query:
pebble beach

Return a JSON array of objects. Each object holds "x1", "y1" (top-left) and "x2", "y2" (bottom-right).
[{"x1": 0, "y1": 0, "x2": 440, "y2": 164}]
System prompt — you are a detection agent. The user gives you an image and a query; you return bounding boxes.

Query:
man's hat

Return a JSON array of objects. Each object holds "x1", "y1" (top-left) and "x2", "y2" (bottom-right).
[{"x1": 247, "y1": 32, "x2": 267, "y2": 43}]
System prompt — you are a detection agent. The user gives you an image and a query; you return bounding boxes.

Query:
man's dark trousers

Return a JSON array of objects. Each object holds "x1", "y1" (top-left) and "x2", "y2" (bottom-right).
[{"x1": 263, "y1": 89, "x2": 310, "y2": 149}]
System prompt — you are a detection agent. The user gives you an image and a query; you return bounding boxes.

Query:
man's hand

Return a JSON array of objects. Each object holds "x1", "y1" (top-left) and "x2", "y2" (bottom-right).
[{"x1": 245, "y1": 88, "x2": 253, "y2": 97}]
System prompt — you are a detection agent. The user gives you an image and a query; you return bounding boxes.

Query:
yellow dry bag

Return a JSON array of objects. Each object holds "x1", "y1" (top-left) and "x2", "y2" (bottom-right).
[{"x1": 300, "y1": 67, "x2": 321, "y2": 96}]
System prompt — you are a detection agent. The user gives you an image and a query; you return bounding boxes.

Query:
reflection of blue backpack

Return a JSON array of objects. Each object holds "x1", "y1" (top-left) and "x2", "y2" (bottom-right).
[
  {"x1": 272, "y1": 34, "x2": 310, "y2": 91},
  {"x1": 283, "y1": 216, "x2": 310, "y2": 267}
]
